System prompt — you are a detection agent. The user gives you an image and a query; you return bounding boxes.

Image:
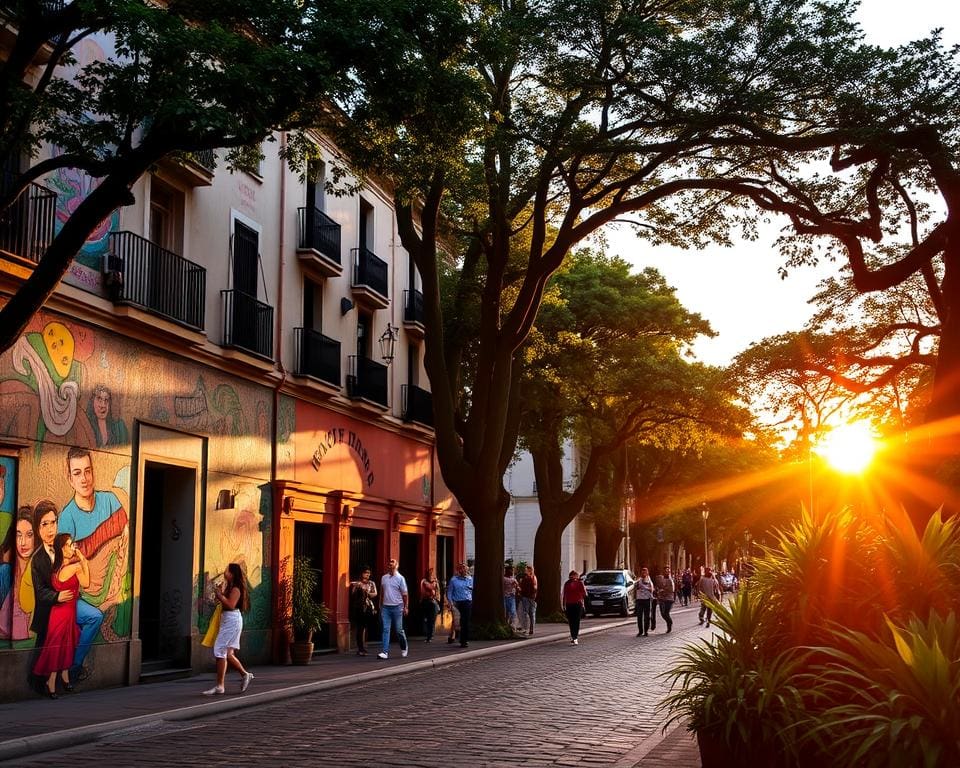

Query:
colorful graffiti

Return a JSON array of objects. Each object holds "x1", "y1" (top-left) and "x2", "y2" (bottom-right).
[{"x1": 0, "y1": 310, "x2": 274, "y2": 694}]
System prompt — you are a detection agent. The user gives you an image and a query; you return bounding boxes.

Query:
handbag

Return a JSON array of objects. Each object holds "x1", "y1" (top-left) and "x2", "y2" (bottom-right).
[{"x1": 201, "y1": 603, "x2": 222, "y2": 647}]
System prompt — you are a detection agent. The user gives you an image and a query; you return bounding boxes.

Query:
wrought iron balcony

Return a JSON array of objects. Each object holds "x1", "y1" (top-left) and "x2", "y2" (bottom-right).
[
  {"x1": 221, "y1": 289, "x2": 273, "y2": 360},
  {"x1": 350, "y1": 247, "x2": 388, "y2": 308},
  {"x1": 297, "y1": 207, "x2": 341, "y2": 276},
  {"x1": 0, "y1": 180, "x2": 56, "y2": 263},
  {"x1": 402, "y1": 384, "x2": 433, "y2": 427},
  {"x1": 185, "y1": 149, "x2": 216, "y2": 172},
  {"x1": 346, "y1": 355, "x2": 388, "y2": 407},
  {"x1": 107, "y1": 231, "x2": 205, "y2": 330},
  {"x1": 404, "y1": 288, "x2": 425, "y2": 323},
  {"x1": 294, "y1": 327, "x2": 340, "y2": 387}
]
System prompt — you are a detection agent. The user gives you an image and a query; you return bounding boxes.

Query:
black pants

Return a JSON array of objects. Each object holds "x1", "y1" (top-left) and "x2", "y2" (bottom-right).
[
  {"x1": 635, "y1": 598, "x2": 653, "y2": 634},
  {"x1": 421, "y1": 598, "x2": 438, "y2": 640},
  {"x1": 659, "y1": 599, "x2": 674, "y2": 631},
  {"x1": 354, "y1": 615, "x2": 375, "y2": 652},
  {"x1": 455, "y1": 600, "x2": 472, "y2": 646},
  {"x1": 649, "y1": 599, "x2": 657, "y2": 629},
  {"x1": 699, "y1": 602, "x2": 714, "y2": 624},
  {"x1": 565, "y1": 603, "x2": 582, "y2": 640}
]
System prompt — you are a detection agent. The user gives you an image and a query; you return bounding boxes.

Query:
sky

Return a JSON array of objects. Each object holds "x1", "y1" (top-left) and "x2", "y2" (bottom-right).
[{"x1": 611, "y1": 0, "x2": 959, "y2": 366}]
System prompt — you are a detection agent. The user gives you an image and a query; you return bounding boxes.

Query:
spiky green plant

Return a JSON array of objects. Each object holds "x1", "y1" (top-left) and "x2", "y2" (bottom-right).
[
  {"x1": 659, "y1": 589, "x2": 808, "y2": 765},
  {"x1": 808, "y1": 612, "x2": 960, "y2": 768}
]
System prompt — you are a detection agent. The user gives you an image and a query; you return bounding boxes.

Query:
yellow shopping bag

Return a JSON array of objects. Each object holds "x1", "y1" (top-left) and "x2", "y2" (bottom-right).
[{"x1": 201, "y1": 603, "x2": 222, "y2": 647}]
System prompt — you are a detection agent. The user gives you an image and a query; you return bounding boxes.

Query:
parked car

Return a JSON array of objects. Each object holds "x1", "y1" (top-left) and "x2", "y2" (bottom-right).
[{"x1": 582, "y1": 569, "x2": 636, "y2": 617}]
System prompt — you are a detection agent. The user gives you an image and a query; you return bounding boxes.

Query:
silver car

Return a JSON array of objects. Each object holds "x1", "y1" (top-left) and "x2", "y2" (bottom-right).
[{"x1": 583, "y1": 569, "x2": 636, "y2": 617}]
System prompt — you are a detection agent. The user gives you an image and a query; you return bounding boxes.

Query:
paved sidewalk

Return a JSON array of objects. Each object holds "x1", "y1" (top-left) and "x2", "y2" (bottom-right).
[{"x1": 1, "y1": 617, "x2": 674, "y2": 763}]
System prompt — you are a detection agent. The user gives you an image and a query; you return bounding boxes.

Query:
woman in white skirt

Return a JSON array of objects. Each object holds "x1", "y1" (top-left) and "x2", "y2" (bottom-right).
[{"x1": 204, "y1": 562, "x2": 254, "y2": 695}]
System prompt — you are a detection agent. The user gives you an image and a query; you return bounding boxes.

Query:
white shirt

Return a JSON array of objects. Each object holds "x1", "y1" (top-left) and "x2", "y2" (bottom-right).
[{"x1": 380, "y1": 571, "x2": 408, "y2": 606}]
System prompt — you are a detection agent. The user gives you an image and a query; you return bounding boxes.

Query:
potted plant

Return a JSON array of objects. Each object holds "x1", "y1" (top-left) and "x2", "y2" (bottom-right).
[
  {"x1": 288, "y1": 554, "x2": 330, "y2": 665},
  {"x1": 659, "y1": 589, "x2": 807, "y2": 767}
]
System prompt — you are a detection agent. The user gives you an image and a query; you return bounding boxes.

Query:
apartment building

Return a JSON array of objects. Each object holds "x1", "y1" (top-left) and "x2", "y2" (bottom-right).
[{"x1": 0, "y1": 47, "x2": 463, "y2": 701}]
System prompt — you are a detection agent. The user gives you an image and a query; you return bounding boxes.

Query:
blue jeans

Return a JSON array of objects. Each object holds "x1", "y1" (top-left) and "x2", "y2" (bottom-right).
[
  {"x1": 503, "y1": 595, "x2": 518, "y2": 626},
  {"x1": 74, "y1": 599, "x2": 103, "y2": 671},
  {"x1": 380, "y1": 604, "x2": 407, "y2": 655}
]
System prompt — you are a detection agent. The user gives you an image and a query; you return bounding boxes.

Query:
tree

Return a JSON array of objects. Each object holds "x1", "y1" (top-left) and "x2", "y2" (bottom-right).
[
  {"x1": 327, "y1": 0, "x2": 879, "y2": 622},
  {"x1": 519, "y1": 250, "x2": 737, "y2": 613},
  {"x1": 0, "y1": 0, "x2": 372, "y2": 351}
]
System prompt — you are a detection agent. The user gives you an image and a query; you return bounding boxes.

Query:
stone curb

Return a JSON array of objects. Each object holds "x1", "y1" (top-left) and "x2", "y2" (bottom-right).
[{"x1": 0, "y1": 618, "x2": 633, "y2": 762}]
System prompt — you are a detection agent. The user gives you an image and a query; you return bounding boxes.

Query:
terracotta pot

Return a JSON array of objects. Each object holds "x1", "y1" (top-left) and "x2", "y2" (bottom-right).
[
  {"x1": 290, "y1": 640, "x2": 315, "y2": 665},
  {"x1": 697, "y1": 729, "x2": 733, "y2": 768}
]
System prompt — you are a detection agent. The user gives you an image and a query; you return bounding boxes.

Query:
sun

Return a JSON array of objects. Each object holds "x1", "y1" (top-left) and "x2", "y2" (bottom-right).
[{"x1": 816, "y1": 422, "x2": 879, "y2": 474}]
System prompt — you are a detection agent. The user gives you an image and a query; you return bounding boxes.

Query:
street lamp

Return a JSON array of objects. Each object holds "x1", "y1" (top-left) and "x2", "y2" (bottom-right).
[
  {"x1": 378, "y1": 323, "x2": 399, "y2": 364},
  {"x1": 621, "y1": 482, "x2": 634, "y2": 571},
  {"x1": 701, "y1": 502, "x2": 710, "y2": 572}
]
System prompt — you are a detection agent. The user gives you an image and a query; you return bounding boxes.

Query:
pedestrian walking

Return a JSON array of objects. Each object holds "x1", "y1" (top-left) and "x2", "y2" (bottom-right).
[
  {"x1": 204, "y1": 562, "x2": 254, "y2": 695},
  {"x1": 420, "y1": 567, "x2": 440, "y2": 642},
  {"x1": 502, "y1": 564, "x2": 519, "y2": 630},
  {"x1": 698, "y1": 567, "x2": 721, "y2": 627},
  {"x1": 680, "y1": 568, "x2": 693, "y2": 606},
  {"x1": 348, "y1": 566, "x2": 378, "y2": 655},
  {"x1": 656, "y1": 565, "x2": 675, "y2": 633},
  {"x1": 519, "y1": 564, "x2": 538, "y2": 636},
  {"x1": 562, "y1": 570, "x2": 587, "y2": 645},
  {"x1": 634, "y1": 567, "x2": 655, "y2": 636},
  {"x1": 648, "y1": 566, "x2": 658, "y2": 631},
  {"x1": 447, "y1": 563, "x2": 474, "y2": 648},
  {"x1": 378, "y1": 559, "x2": 409, "y2": 660}
]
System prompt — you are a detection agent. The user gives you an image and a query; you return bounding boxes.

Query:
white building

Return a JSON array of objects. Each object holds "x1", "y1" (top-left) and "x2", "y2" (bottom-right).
[{"x1": 464, "y1": 440, "x2": 597, "y2": 583}]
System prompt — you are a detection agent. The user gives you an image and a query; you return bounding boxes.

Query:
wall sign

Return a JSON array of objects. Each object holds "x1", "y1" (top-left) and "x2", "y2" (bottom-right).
[{"x1": 311, "y1": 427, "x2": 375, "y2": 487}]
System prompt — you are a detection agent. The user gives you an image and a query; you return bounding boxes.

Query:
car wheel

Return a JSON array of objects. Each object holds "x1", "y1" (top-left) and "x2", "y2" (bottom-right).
[{"x1": 619, "y1": 598, "x2": 628, "y2": 617}]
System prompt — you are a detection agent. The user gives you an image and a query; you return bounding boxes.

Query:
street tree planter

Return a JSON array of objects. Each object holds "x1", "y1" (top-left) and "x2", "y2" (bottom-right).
[{"x1": 285, "y1": 555, "x2": 329, "y2": 666}]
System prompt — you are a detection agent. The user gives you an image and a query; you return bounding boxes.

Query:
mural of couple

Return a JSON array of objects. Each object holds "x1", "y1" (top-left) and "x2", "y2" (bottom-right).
[{"x1": 0, "y1": 447, "x2": 131, "y2": 695}]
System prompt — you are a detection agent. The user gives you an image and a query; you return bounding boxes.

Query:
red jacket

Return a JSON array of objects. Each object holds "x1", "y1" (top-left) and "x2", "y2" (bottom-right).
[{"x1": 562, "y1": 579, "x2": 587, "y2": 605}]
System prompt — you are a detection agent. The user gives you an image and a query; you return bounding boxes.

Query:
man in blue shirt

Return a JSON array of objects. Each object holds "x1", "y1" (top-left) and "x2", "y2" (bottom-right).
[{"x1": 446, "y1": 563, "x2": 473, "y2": 648}]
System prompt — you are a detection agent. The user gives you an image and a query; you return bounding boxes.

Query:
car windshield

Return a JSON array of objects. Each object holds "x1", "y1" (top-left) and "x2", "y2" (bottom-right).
[{"x1": 584, "y1": 572, "x2": 625, "y2": 586}]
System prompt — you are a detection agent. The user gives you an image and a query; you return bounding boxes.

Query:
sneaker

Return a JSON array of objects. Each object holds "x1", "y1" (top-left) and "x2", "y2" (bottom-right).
[
  {"x1": 698, "y1": 618, "x2": 704, "y2": 625},
  {"x1": 705, "y1": 622, "x2": 711, "y2": 628},
  {"x1": 401, "y1": 648, "x2": 409, "y2": 658},
  {"x1": 447, "y1": 637, "x2": 456, "y2": 644},
  {"x1": 570, "y1": 639, "x2": 576, "y2": 645},
  {"x1": 666, "y1": 625, "x2": 672, "y2": 633},
  {"x1": 377, "y1": 652, "x2": 388, "y2": 659},
  {"x1": 636, "y1": 632, "x2": 643, "y2": 637},
  {"x1": 528, "y1": 630, "x2": 534, "y2": 636},
  {"x1": 573, "y1": 639, "x2": 579, "y2": 645},
  {"x1": 203, "y1": 685, "x2": 225, "y2": 695},
  {"x1": 241, "y1": 672, "x2": 254, "y2": 692}
]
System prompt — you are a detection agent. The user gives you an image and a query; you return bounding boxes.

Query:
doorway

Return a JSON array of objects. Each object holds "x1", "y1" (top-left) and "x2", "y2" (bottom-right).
[
  {"x1": 349, "y1": 527, "x2": 383, "y2": 581},
  {"x1": 139, "y1": 463, "x2": 196, "y2": 671},
  {"x1": 399, "y1": 532, "x2": 423, "y2": 636},
  {"x1": 294, "y1": 522, "x2": 331, "y2": 649}
]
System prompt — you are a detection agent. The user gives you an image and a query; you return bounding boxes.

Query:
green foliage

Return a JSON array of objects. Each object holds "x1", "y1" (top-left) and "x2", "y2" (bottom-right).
[
  {"x1": 470, "y1": 621, "x2": 515, "y2": 640},
  {"x1": 660, "y1": 589, "x2": 809, "y2": 765},
  {"x1": 664, "y1": 507, "x2": 960, "y2": 766},
  {"x1": 290, "y1": 555, "x2": 330, "y2": 639},
  {"x1": 809, "y1": 613, "x2": 960, "y2": 768}
]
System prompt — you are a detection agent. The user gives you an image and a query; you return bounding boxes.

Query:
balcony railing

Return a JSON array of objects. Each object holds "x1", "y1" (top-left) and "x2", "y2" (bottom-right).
[
  {"x1": 347, "y1": 355, "x2": 388, "y2": 407},
  {"x1": 221, "y1": 289, "x2": 273, "y2": 359},
  {"x1": 298, "y1": 207, "x2": 341, "y2": 265},
  {"x1": 0, "y1": 180, "x2": 56, "y2": 263},
  {"x1": 402, "y1": 384, "x2": 433, "y2": 427},
  {"x1": 351, "y1": 247, "x2": 388, "y2": 299},
  {"x1": 294, "y1": 327, "x2": 340, "y2": 387},
  {"x1": 108, "y1": 231, "x2": 205, "y2": 330},
  {"x1": 185, "y1": 149, "x2": 216, "y2": 172},
  {"x1": 404, "y1": 288, "x2": 425, "y2": 325}
]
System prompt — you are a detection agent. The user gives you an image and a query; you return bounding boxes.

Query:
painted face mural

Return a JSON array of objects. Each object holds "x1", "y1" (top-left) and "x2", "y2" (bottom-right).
[{"x1": 42, "y1": 322, "x2": 75, "y2": 381}]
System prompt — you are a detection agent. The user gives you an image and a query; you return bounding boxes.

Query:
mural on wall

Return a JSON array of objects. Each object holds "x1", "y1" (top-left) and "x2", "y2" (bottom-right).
[
  {"x1": 0, "y1": 457, "x2": 20, "y2": 641},
  {"x1": 49, "y1": 35, "x2": 122, "y2": 295},
  {"x1": 0, "y1": 308, "x2": 275, "y2": 688}
]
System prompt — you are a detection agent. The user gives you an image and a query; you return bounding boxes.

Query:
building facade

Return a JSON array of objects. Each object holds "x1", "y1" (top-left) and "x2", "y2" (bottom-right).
[
  {"x1": 0, "y1": 34, "x2": 462, "y2": 702},
  {"x1": 465, "y1": 442, "x2": 596, "y2": 592}
]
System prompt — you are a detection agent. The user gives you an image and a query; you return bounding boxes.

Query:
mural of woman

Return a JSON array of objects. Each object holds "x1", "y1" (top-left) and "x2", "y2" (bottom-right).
[
  {"x1": 33, "y1": 533, "x2": 89, "y2": 698},
  {"x1": 0, "y1": 507, "x2": 35, "y2": 641},
  {"x1": 85, "y1": 384, "x2": 128, "y2": 447}
]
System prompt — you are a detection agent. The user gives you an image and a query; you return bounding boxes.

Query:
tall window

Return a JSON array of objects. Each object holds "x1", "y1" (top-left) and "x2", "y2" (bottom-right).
[
  {"x1": 149, "y1": 178, "x2": 184, "y2": 253},
  {"x1": 359, "y1": 198, "x2": 373, "y2": 253},
  {"x1": 357, "y1": 312, "x2": 371, "y2": 358},
  {"x1": 232, "y1": 220, "x2": 258, "y2": 297},
  {"x1": 306, "y1": 159, "x2": 325, "y2": 212},
  {"x1": 303, "y1": 277, "x2": 323, "y2": 330}
]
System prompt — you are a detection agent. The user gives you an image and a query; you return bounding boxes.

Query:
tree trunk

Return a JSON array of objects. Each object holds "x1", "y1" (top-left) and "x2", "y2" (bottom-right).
[
  {"x1": 595, "y1": 523, "x2": 623, "y2": 568},
  {"x1": 465, "y1": 494, "x2": 509, "y2": 626},
  {"x1": 532, "y1": 519, "x2": 563, "y2": 616}
]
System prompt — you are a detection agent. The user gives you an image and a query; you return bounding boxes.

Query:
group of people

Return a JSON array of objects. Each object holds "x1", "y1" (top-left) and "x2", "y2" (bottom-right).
[
  {"x1": 348, "y1": 559, "x2": 479, "y2": 660},
  {"x1": 502, "y1": 564, "x2": 539, "y2": 636},
  {"x1": 634, "y1": 564, "x2": 724, "y2": 635}
]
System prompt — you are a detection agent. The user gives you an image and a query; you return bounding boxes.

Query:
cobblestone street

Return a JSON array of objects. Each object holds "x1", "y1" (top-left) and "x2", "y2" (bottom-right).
[{"x1": 11, "y1": 607, "x2": 705, "y2": 768}]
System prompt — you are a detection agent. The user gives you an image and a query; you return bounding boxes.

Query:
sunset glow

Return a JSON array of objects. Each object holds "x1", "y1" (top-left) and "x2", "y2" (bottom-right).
[{"x1": 817, "y1": 422, "x2": 879, "y2": 474}]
